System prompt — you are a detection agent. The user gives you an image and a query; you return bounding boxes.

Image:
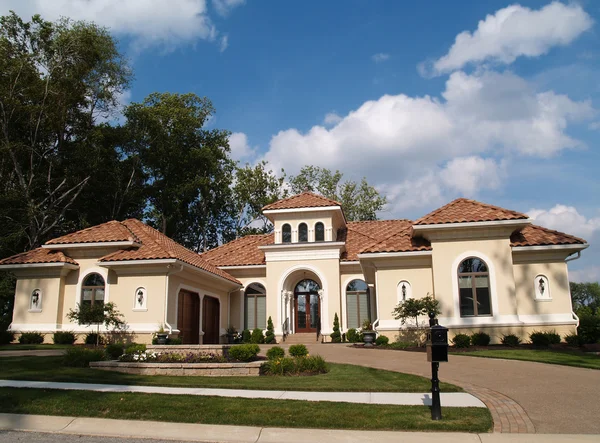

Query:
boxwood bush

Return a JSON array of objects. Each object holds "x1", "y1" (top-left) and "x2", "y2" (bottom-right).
[
  {"x1": 261, "y1": 355, "x2": 328, "y2": 376},
  {"x1": 451, "y1": 333, "x2": 471, "y2": 348},
  {"x1": 266, "y1": 346, "x2": 285, "y2": 360},
  {"x1": 529, "y1": 330, "x2": 561, "y2": 346},
  {"x1": 346, "y1": 328, "x2": 360, "y2": 343},
  {"x1": 63, "y1": 347, "x2": 105, "y2": 367},
  {"x1": 241, "y1": 329, "x2": 251, "y2": 343},
  {"x1": 53, "y1": 331, "x2": 76, "y2": 345},
  {"x1": 471, "y1": 332, "x2": 491, "y2": 346},
  {"x1": 500, "y1": 334, "x2": 521, "y2": 347},
  {"x1": 375, "y1": 335, "x2": 389, "y2": 346},
  {"x1": 564, "y1": 333, "x2": 582, "y2": 347},
  {"x1": 250, "y1": 328, "x2": 264, "y2": 344},
  {"x1": 18, "y1": 332, "x2": 44, "y2": 344},
  {"x1": 228, "y1": 344, "x2": 260, "y2": 362},
  {"x1": 289, "y1": 344, "x2": 308, "y2": 357}
]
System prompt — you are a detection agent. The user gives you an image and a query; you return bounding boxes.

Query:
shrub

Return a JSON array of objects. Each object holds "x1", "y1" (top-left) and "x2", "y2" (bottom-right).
[
  {"x1": 330, "y1": 313, "x2": 341, "y2": 343},
  {"x1": 501, "y1": 334, "x2": 521, "y2": 347},
  {"x1": 125, "y1": 343, "x2": 146, "y2": 355},
  {"x1": 0, "y1": 330, "x2": 15, "y2": 345},
  {"x1": 266, "y1": 346, "x2": 285, "y2": 360},
  {"x1": 388, "y1": 341, "x2": 417, "y2": 349},
  {"x1": 261, "y1": 356, "x2": 296, "y2": 375},
  {"x1": 228, "y1": 344, "x2": 260, "y2": 362},
  {"x1": 63, "y1": 347, "x2": 105, "y2": 367},
  {"x1": 53, "y1": 331, "x2": 76, "y2": 345},
  {"x1": 529, "y1": 330, "x2": 561, "y2": 346},
  {"x1": 18, "y1": 332, "x2": 44, "y2": 344},
  {"x1": 564, "y1": 333, "x2": 582, "y2": 347},
  {"x1": 295, "y1": 355, "x2": 328, "y2": 374},
  {"x1": 577, "y1": 315, "x2": 600, "y2": 344},
  {"x1": 85, "y1": 333, "x2": 104, "y2": 345},
  {"x1": 265, "y1": 317, "x2": 276, "y2": 344},
  {"x1": 240, "y1": 329, "x2": 250, "y2": 343},
  {"x1": 105, "y1": 343, "x2": 125, "y2": 359},
  {"x1": 261, "y1": 355, "x2": 328, "y2": 376},
  {"x1": 471, "y1": 332, "x2": 491, "y2": 346},
  {"x1": 346, "y1": 328, "x2": 360, "y2": 343},
  {"x1": 452, "y1": 333, "x2": 471, "y2": 348},
  {"x1": 169, "y1": 336, "x2": 183, "y2": 345},
  {"x1": 250, "y1": 328, "x2": 265, "y2": 344},
  {"x1": 289, "y1": 344, "x2": 308, "y2": 357},
  {"x1": 375, "y1": 335, "x2": 389, "y2": 346}
]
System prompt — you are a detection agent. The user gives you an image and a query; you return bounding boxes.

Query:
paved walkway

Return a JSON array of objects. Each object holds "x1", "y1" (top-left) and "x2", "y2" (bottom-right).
[
  {"x1": 0, "y1": 379, "x2": 484, "y2": 407},
  {"x1": 2, "y1": 414, "x2": 598, "y2": 443},
  {"x1": 296, "y1": 343, "x2": 600, "y2": 434},
  {"x1": 0, "y1": 349, "x2": 64, "y2": 357}
]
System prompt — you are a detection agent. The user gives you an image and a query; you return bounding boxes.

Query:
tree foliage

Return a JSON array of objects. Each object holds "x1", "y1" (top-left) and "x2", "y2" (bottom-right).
[
  {"x1": 392, "y1": 295, "x2": 440, "y2": 328},
  {"x1": 288, "y1": 166, "x2": 386, "y2": 221},
  {"x1": 570, "y1": 282, "x2": 600, "y2": 317},
  {"x1": 66, "y1": 302, "x2": 125, "y2": 346}
]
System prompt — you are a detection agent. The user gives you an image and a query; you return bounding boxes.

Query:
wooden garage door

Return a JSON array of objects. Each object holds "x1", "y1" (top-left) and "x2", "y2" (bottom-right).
[
  {"x1": 202, "y1": 296, "x2": 220, "y2": 344},
  {"x1": 177, "y1": 290, "x2": 200, "y2": 344}
]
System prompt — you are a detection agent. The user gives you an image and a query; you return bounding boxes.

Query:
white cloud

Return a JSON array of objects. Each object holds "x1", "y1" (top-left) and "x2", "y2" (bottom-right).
[
  {"x1": 570, "y1": 266, "x2": 600, "y2": 283},
  {"x1": 323, "y1": 112, "x2": 342, "y2": 126},
  {"x1": 528, "y1": 205, "x2": 600, "y2": 240},
  {"x1": 0, "y1": 0, "x2": 240, "y2": 52},
  {"x1": 424, "y1": 2, "x2": 593, "y2": 76},
  {"x1": 219, "y1": 35, "x2": 229, "y2": 52},
  {"x1": 262, "y1": 69, "x2": 593, "y2": 213},
  {"x1": 589, "y1": 121, "x2": 600, "y2": 131},
  {"x1": 228, "y1": 132, "x2": 257, "y2": 163},
  {"x1": 372, "y1": 53, "x2": 390, "y2": 63},
  {"x1": 212, "y1": 0, "x2": 245, "y2": 16}
]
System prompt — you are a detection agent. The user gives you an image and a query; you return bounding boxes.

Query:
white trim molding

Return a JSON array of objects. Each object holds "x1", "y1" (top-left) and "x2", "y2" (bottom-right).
[
  {"x1": 0, "y1": 263, "x2": 78, "y2": 271},
  {"x1": 358, "y1": 251, "x2": 432, "y2": 259},
  {"x1": 75, "y1": 266, "x2": 110, "y2": 310},
  {"x1": 512, "y1": 243, "x2": 589, "y2": 252},
  {"x1": 414, "y1": 219, "x2": 531, "y2": 231}
]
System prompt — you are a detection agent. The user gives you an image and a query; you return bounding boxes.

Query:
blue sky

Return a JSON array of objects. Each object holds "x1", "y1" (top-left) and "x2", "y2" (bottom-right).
[{"x1": 3, "y1": 0, "x2": 599, "y2": 281}]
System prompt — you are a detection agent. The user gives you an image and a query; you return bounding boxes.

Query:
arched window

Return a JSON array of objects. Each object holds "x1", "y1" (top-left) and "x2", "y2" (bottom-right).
[
  {"x1": 282, "y1": 224, "x2": 292, "y2": 243},
  {"x1": 81, "y1": 273, "x2": 105, "y2": 307},
  {"x1": 346, "y1": 279, "x2": 370, "y2": 329},
  {"x1": 245, "y1": 283, "x2": 266, "y2": 329},
  {"x1": 298, "y1": 223, "x2": 308, "y2": 242},
  {"x1": 315, "y1": 222, "x2": 325, "y2": 242},
  {"x1": 458, "y1": 257, "x2": 491, "y2": 317}
]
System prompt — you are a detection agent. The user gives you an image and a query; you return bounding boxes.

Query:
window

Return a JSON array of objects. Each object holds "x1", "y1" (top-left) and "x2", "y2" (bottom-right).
[
  {"x1": 346, "y1": 279, "x2": 370, "y2": 329},
  {"x1": 397, "y1": 281, "x2": 412, "y2": 302},
  {"x1": 245, "y1": 283, "x2": 266, "y2": 330},
  {"x1": 282, "y1": 224, "x2": 291, "y2": 243},
  {"x1": 298, "y1": 223, "x2": 308, "y2": 242},
  {"x1": 315, "y1": 222, "x2": 325, "y2": 241},
  {"x1": 29, "y1": 289, "x2": 42, "y2": 312},
  {"x1": 458, "y1": 257, "x2": 491, "y2": 317},
  {"x1": 535, "y1": 275, "x2": 551, "y2": 300},
  {"x1": 81, "y1": 273, "x2": 106, "y2": 307}
]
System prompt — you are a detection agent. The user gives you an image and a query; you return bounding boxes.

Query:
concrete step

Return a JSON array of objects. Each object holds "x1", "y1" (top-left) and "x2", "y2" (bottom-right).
[{"x1": 283, "y1": 333, "x2": 321, "y2": 344}]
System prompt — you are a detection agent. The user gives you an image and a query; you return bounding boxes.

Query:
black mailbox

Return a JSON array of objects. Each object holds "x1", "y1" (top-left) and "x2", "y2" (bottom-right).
[{"x1": 426, "y1": 324, "x2": 449, "y2": 363}]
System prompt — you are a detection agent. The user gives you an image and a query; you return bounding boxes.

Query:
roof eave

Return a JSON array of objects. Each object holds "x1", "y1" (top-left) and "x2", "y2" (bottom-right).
[
  {"x1": 414, "y1": 219, "x2": 531, "y2": 231},
  {"x1": 512, "y1": 243, "x2": 589, "y2": 252},
  {"x1": 43, "y1": 241, "x2": 141, "y2": 249},
  {"x1": 0, "y1": 262, "x2": 79, "y2": 270}
]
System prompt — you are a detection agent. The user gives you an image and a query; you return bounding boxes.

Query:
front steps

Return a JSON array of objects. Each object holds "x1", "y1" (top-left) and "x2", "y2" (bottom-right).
[{"x1": 282, "y1": 332, "x2": 321, "y2": 344}]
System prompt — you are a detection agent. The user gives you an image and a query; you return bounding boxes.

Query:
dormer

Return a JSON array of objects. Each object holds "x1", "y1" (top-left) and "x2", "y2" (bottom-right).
[{"x1": 262, "y1": 192, "x2": 347, "y2": 244}]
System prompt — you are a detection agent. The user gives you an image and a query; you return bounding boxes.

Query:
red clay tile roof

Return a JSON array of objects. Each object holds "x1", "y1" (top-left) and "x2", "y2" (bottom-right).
[
  {"x1": 46, "y1": 220, "x2": 140, "y2": 244},
  {"x1": 200, "y1": 234, "x2": 273, "y2": 266},
  {"x1": 0, "y1": 248, "x2": 78, "y2": 266},
  {"x1": 99, "y1": 219, "x2": 240, "y2": 284},
  {"x1": 262, "y1": 192, "x2": 342, "y2": 211},
  {"x1": 415, "y1": 198, "x2": 528, "y2": 225},
  {"x1": 511, "y1": 224, "x2": 586, "y2": 247}
]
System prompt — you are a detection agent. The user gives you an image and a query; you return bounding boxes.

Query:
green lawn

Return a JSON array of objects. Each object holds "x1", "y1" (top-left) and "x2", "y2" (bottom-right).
[
  {"x1": 460, "y1": 349, "x2": 600, "y2": 370},
  {"x1": 0, "y1": 387, "x2": 491, "y2": 432},
  {"x1": 0, "y1": 344, "x2": 73, "y2": 351},
  {"x1": 0, "y1": 356, "x2": 461, "y2": 392}
]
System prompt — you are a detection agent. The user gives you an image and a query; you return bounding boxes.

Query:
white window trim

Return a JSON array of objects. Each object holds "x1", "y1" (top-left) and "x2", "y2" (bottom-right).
[
  {"x1": 343, "y1": 277, "x2": 369, "y2": 331},
  {"x1": 74, "y1": 267, "x2": 110, "y2": 311},
  {"x1": 534, "y1": 275, "x2": 552, "y2": 301},
  {"x1": 314, "y1": 220, "x2": 326, "y2": 242},
  {"x1": 243, "y1": 281, "x2": 267, "y2": 330},
  {"x1": 451, "y1": 251, "x2": 499, "y2": 320}
]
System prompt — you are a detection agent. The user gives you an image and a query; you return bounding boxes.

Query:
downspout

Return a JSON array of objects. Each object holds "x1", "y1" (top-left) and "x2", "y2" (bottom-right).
[
  {"x1": 565, "y1": 251, "x2": 582, "y2": 327},
  {"x1": 164, "y1": 263, "x2": 184, "y2": 334},
  {"x1": 227, "y1": 287, "x2": 239, "y2": 329},
  {"x1": 373, "y1": 265, "x2": 380, "y2": 333}
]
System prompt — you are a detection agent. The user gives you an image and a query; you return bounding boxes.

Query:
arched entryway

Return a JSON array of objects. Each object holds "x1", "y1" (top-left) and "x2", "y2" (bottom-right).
[
  {"x1": 294, "y1": 279, "x2": 320, "y2": 333},
  {"x1": 202, "y1": 296, "x2": 220, "y2": 344}
]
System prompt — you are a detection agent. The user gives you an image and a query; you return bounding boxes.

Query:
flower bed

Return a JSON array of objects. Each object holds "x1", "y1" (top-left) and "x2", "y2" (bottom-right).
[{"x1": 90, "y1": 360, "x2": 262, "y2": 376}]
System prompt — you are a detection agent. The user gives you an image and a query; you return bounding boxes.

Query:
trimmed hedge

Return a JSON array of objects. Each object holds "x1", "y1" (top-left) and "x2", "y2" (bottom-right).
[
  {"x1": 289, "y1": 344, "x2": 308, "y2": 357},
  {"x1": 266, "y1": 346, "x2": 285, "y2": 360},
  {"x1": 18, "y1": 332, "x2": 44, "y2": 344},
  {"x1": 529, "y1": 331, "x2": 560, "y2": 346},
  {"x1": 250, "y1": 328, "x2": 264, "y2": 344},
  {"x1": 228, "y1": 344, "x2": 260, "y2": 362},
  {"x1": 375, "y1": 335, "x2": 389, "y2": 346},
  {"x1": 564, "y1": 333, "x2": 582, "y2": 347},
  {"x1": 346, "y1": 328, "x2": 360, "y2": 343},
  {"x1": 471, "y1": 332, "x2": 491, "y2": 346},
  {"x1": 53, "y1": 331, "x2": 76, "y2": 345},
  {"x1": 500, "y1": 334, "x2": 521, "y2": 347},
  {"x1": 261, "y1": 355, "x2": 328, "y2": 376},
  {"x1": 451, "y1": 333, "x2": 471, "y2": 348}
]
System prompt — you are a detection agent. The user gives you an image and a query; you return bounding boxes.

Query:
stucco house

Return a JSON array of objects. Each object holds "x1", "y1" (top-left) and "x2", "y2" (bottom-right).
[{"x1": 0, "y1": 192, "x2": 588, "y2": 344}]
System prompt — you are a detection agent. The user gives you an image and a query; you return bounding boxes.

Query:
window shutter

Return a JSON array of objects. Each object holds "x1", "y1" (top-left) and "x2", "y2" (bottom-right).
[
  {"x1": 257, "y1": 296, "x2": 266, "y2": 329},
  {"x1": 347, "y1": 293, "x2": 358, "y2": 329},
  {"x1": 359, "y1": 292, "x2": 370, "y2": 325},
  {"x1": 245, "y1": 296, "x2": 256, "y2": 330}
]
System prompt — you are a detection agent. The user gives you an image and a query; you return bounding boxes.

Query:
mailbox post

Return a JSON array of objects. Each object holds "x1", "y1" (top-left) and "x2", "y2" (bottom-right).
[{"x1": 426, "y1": 312, "x2": 448, "y2": 420}]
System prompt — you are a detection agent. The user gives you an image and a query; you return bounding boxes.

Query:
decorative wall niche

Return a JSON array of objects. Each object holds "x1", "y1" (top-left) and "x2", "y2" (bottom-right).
[
  {"x1": 29, "y1": 289, "x2": 42, "y2": 312},
  {"x1": 534, "y1": 275, "x2": 551, "y2": 300},
  {"x1": 397, "y1": 281, "x2": 412, "y2": 302},
  {"x1": 134, "y1": 287, "x2": 147, "y2": 311}
]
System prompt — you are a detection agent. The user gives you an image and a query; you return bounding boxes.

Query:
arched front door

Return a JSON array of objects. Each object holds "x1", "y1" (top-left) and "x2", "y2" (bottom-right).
[{"x1": 294, "y1": 279, "x2": 320, "y2": 333}]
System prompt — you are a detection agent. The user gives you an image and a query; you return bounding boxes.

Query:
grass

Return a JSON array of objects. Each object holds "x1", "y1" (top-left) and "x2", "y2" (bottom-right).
[
  {"x1": 0, "y1": 344, "x2": 74, "y2": 351},
  {"x1": 460, "y1": 349, "x2": 600, "y2": 370},
  {"x1": 0, "y1": 356, "x2": 462, "y2": 392},
  {"x1": 0, "y1": 387, "x2": 492, "y2": 432}
]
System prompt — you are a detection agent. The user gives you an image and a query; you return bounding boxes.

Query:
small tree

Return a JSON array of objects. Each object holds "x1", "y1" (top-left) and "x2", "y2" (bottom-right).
[
  {"x1": 67, "y1": 302, "x2": 125, "y2": 346},
  {"x1": 265, "y1": 316, "x2": 276, "y2": 344},
  {"x1": 330, "y1": 313, "x2": 341, "y2": 343},
  {"x1": 392, "y1": 295, "x2": 440, "y2": 328}
]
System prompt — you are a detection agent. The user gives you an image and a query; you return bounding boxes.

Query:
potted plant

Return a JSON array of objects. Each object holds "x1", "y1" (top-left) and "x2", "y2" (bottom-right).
[
  {"x1": 225, "y1": 326, "x2": 237, "y2": 344},
  {"x1": 155, "y1": 324, "x2": 168, "y2": 345},
  {"x1": 361, "y1": 319, "x2": 376, "y2": 347}
]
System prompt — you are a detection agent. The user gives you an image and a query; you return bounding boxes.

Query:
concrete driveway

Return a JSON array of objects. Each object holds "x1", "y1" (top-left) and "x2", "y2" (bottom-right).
[{"x1": 303, "y1": 344, "x2": 600, "y2": 434}]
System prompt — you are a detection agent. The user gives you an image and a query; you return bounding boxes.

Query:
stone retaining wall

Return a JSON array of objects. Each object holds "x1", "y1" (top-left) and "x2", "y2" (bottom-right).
[
  {"x1": 147, "y1": 345, "x2": 231, "y2": 356},
  {"x1": 90, "y1": 360, "x2": 262, "y2": 376}
]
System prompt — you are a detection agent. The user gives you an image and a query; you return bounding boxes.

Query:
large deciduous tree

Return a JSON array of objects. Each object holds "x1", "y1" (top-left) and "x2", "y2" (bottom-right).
[{"x1": 288, "y1": 166, "x2": 386, "y2": 221}]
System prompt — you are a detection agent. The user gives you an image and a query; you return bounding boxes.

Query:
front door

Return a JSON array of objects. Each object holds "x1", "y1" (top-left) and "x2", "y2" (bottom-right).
[
  {"x1": 202, "y1": 296, "x2": 220, "y2": 344},
  {"x1": 295, "y1": 293, "x2": 320, "y2": 333}
]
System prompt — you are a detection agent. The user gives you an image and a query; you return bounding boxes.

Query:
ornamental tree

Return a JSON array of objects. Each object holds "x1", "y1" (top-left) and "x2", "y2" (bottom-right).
[{"x1": 67, "y1": 302, "x2": 125, "y2": 346}]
